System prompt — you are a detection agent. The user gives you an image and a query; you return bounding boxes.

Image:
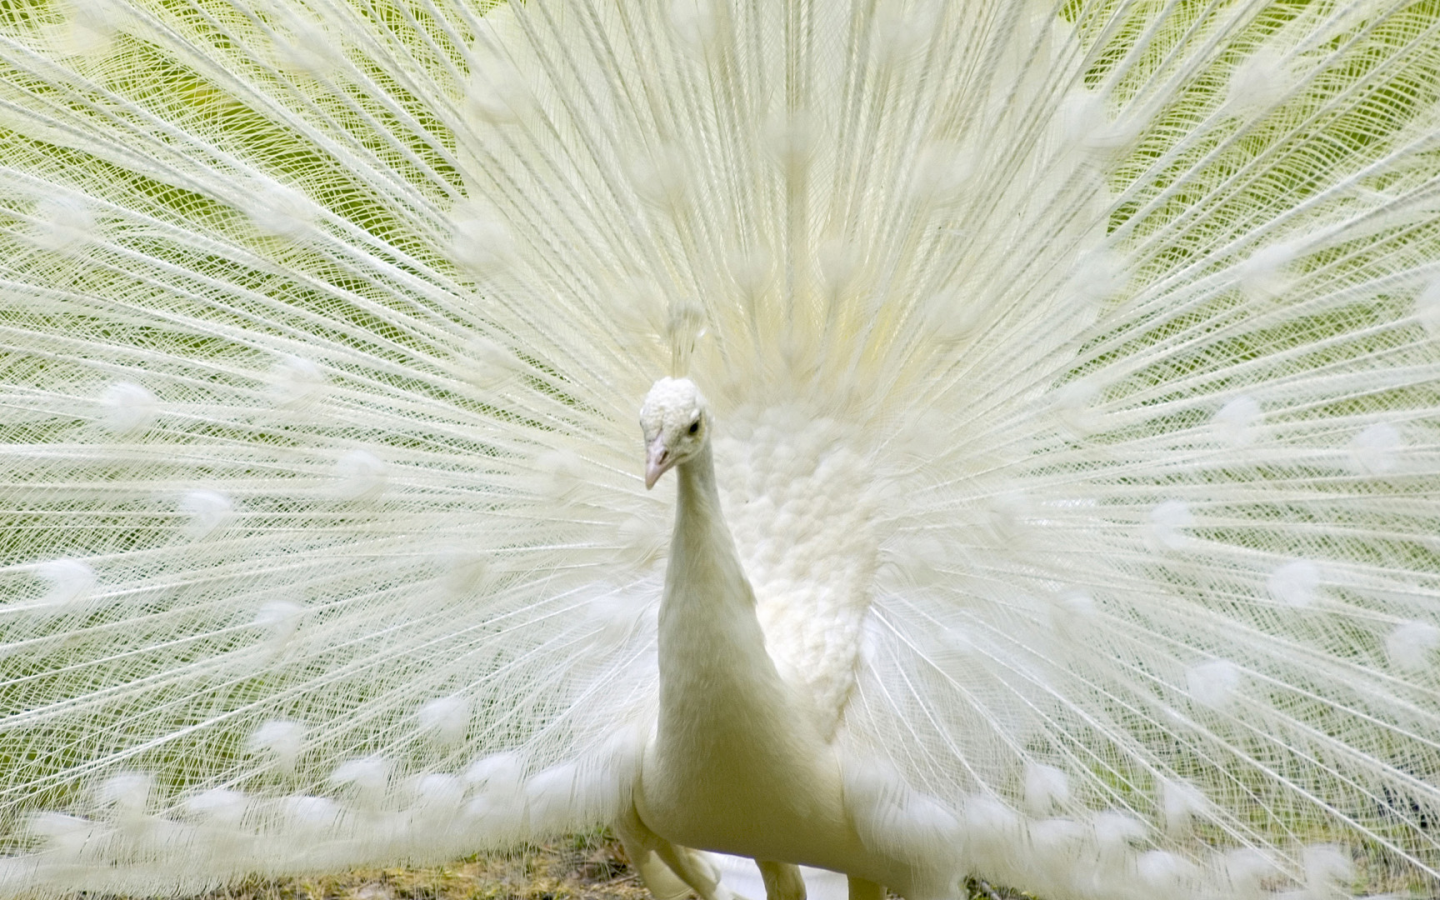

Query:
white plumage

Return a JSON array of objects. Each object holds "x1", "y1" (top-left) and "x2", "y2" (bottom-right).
[{"x1": 1, "y1": 1, "x2": 1439, "y2": 899}]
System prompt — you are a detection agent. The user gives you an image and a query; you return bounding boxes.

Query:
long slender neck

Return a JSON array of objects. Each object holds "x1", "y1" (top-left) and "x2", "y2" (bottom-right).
[
  {"x1": 657, "y1": 439, "x2": 789, "y2": 735},
  {"x1": 670, "y1": 441, "x2": 743, "y2": 586}
]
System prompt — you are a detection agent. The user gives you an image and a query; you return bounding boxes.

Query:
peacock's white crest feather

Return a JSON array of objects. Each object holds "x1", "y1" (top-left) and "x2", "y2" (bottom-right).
[{"x1": 1, "y1": 0, "x2": 1439, "y2": 897}]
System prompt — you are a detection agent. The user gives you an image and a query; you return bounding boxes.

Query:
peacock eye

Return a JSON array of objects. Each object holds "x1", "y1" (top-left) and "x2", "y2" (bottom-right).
[{"x1": 688, "y1": 420, "x2": 700, "y2": 435}]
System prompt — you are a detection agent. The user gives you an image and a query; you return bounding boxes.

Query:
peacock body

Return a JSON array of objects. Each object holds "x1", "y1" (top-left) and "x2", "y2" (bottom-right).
[{"x1": 1, "y1": 0, "x2": 1439, "y2": 898}]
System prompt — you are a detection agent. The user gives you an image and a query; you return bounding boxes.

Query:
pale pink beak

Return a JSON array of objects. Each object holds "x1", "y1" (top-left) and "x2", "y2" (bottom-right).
[{"x1": 645, "y1": 436, "x2": 672, "y2": 489}]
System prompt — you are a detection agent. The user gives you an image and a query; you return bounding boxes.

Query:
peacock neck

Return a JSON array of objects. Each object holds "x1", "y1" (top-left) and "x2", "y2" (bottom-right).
[
  {"x1": 671, "y1": 441, "x2": 739, "y2": 582},
  {"x1": 657, "y1": 438, "x2": 788, "y2": 727}
]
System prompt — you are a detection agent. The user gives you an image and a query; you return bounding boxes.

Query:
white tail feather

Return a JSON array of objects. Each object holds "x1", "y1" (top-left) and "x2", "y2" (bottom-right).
[{"x1": 1, "y1": 0, "x2": 1438, "y2": 898}]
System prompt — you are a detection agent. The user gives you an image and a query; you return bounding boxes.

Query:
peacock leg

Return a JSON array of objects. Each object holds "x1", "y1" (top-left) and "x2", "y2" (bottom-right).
[
  {"x1": 846, "y1": 877, "x2": 883, "y2": 900},
  {"x1": 620, "y1": 845, "x2": 694, "y2": 900},
  {"x1": 757, "y1": 860, "x2": 806, "y2": 900},
  {"x1": 614, "y1": 806, "x2": 737, "y2": 900}
]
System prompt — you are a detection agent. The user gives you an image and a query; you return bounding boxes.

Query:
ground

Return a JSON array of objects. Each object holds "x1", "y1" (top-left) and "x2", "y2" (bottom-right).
[{"x1": 188, "y1": 833, "x2": 1033, "y2": 900}]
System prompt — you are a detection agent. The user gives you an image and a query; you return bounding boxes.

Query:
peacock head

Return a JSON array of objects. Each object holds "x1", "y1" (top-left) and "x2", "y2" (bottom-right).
[{"x1": 640, "y1": 377, "x2": 708, "y2": 489}]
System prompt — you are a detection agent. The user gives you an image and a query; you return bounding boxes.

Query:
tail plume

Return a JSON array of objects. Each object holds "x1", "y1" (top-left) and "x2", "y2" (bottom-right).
[{"x1": 2, "y1": 0, "x2": 1439, "y2": 897}]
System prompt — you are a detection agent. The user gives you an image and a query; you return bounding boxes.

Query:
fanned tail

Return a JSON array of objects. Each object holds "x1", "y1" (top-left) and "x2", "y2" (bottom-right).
[{"x1": 1, "y1": 0, "x2": 1438, "y2": 897}]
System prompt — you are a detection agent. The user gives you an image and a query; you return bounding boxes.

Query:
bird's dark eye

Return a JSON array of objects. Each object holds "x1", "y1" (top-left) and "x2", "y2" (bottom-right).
[{"x1": 688, "y1": 421, "x2": 700, "y2": 435}]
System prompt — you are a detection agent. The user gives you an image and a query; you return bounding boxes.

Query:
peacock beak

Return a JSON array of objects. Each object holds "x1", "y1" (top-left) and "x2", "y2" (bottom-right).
[{"x1": 645, "y1": 436, "x2": 672, "y2": 489}]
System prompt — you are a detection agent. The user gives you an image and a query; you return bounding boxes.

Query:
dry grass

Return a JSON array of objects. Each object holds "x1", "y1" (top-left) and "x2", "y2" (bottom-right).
[
  {"x1": 184, "y1": 833, "x2": 1034, "y2": 900},
  {"x1": 195, "y1": 833, "x2": 648, "y2": 900}
]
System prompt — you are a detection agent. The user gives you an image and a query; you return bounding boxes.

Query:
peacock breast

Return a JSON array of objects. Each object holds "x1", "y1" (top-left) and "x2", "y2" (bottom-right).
[{"x1": 712, "y1": 405, "x2": 888, "y2": 739}]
